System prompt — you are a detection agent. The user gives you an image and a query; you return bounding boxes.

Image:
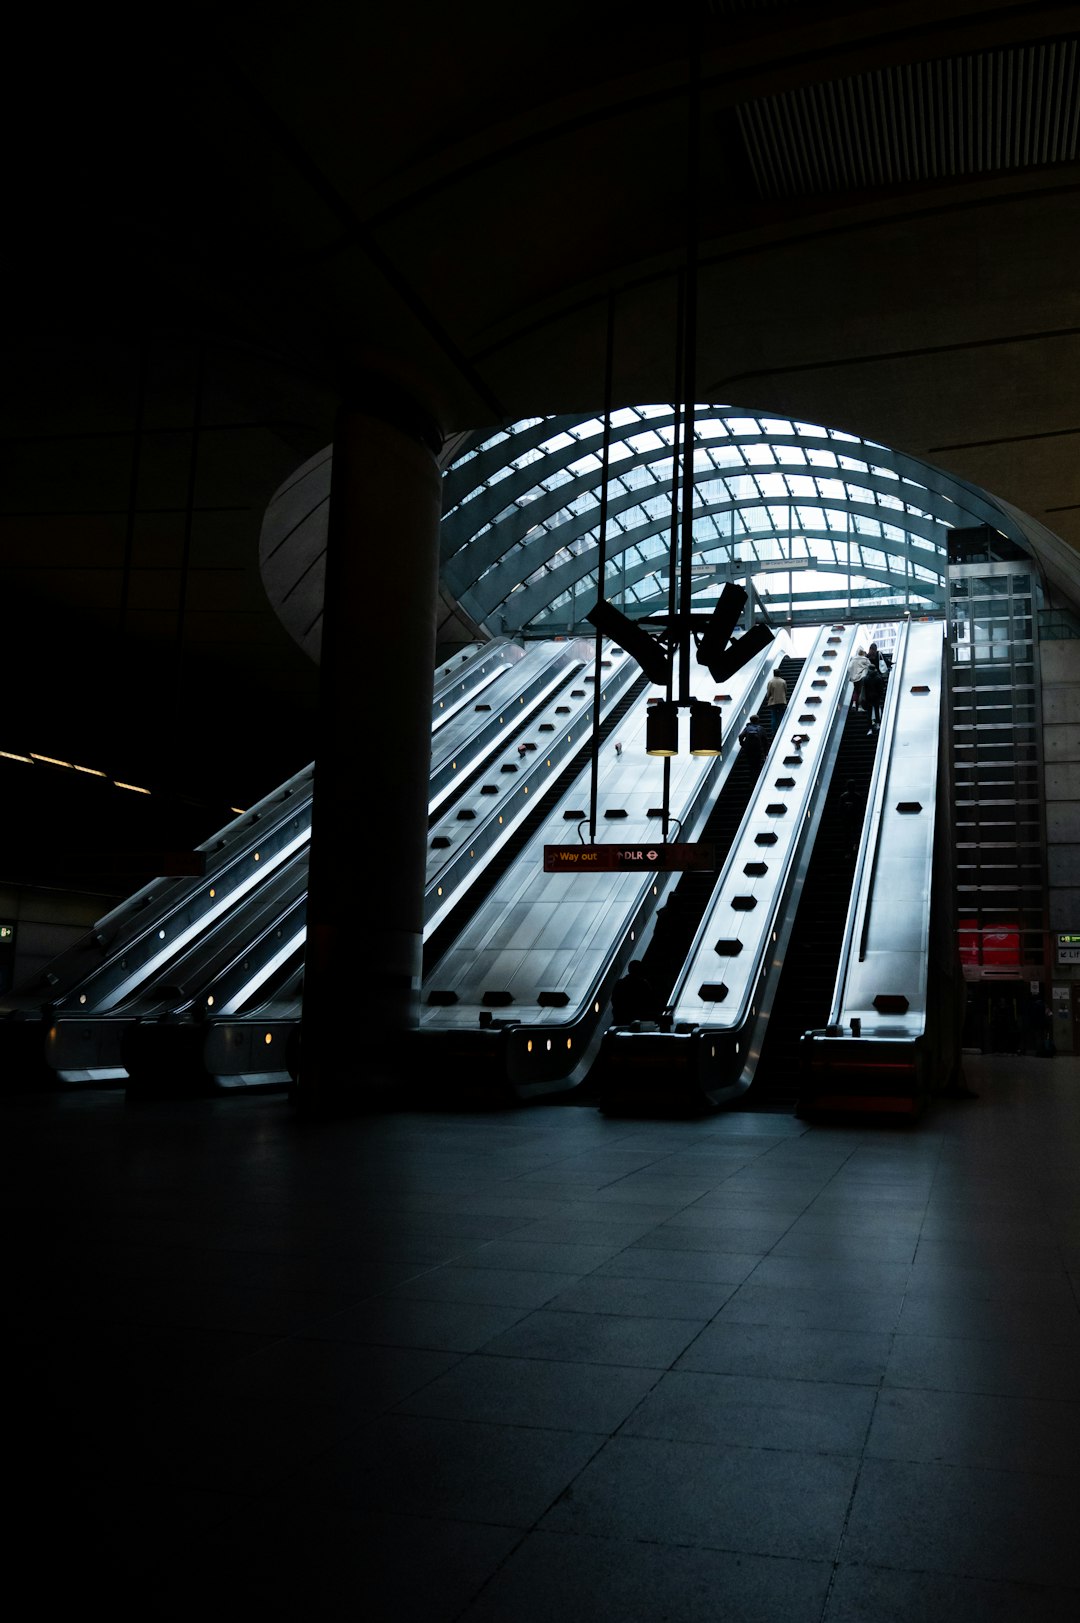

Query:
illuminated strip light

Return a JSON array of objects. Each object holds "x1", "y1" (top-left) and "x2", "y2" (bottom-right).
[
  {"x1": 114, "y1": 781, "x2": 151, "y2": 795},
  {"x1": 88, "y1": 828, "x2": 310, "y2": 1011},
  {"x1": 0, "y1": 749, "x2": 33, "y2": 763},
  {"x1": 214, "y1": 930, "x2": 307, "y2": 1014},
  {"x1": 32, "y1": 753, "x2": 74, "y2": 768},
  {"x1": 73, "y1": 764, "x2": 108, "y2": 777}
]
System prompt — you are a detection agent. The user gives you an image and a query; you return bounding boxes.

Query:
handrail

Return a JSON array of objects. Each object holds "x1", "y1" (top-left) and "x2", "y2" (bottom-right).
[{"x1": 826, "y1": 623, "x2": 910, "y2": 1022}]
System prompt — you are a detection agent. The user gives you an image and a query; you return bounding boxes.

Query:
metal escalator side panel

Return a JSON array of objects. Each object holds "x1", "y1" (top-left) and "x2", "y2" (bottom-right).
[
  {"x1": 831, "y1": 620, "x2": 946, "y2": 1043},
  {"x1": 668, "y1": 624, "x2": 858, "y2": 1034}
]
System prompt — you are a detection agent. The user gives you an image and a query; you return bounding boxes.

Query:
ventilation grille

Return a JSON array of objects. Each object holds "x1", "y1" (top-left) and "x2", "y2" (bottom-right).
[{"x1": 737, "y1": 39, "x2": 1080, "y2": 200}]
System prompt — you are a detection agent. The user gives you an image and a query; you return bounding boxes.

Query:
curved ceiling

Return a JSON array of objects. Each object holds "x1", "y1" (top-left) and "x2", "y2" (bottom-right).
[{"x1": 5, "y1": 0, "x2": 1080, "y2": 797}]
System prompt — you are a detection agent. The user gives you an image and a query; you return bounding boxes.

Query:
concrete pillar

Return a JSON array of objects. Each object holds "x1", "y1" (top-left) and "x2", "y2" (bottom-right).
[{"x1": 296, "y1": 381, "x2": 443, "y2": 1110}]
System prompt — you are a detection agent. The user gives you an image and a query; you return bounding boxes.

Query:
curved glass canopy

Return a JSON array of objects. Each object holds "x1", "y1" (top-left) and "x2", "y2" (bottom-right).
[{"x1": 439, "y1": 406, "x2": 1036, "y2": 635}]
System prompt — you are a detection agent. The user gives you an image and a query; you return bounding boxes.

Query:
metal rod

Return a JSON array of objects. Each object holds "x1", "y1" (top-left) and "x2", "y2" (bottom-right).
[
  {"x1": 588, "y1": 292, "x2": 616, "y2": 842},
  {"x1": 677, "y1": 26, "x2": 701, "y2": 708}
]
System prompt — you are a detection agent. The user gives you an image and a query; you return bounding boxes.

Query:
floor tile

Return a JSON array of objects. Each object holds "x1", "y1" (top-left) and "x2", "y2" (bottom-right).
[
  {"x1": 825, "y1": 1562, "x2": 1080, "y2": 1623},
  {"x1": 621, "y1": 1368, "x2": 877, "y2": 1453},
  {"x1": 866, "y1": 1384, "x2": 1080, "y2": 1475},
  {"x1": 676, "y1": 1319, "x2": 893, "y2": 1385},
  {"x1": 538, "y1": 1433, "x2": 858, "y2": 1561},
  {"x1": 395, "y1": 1351, "x2": 660, "y2": 1432},
  {"x1": 460, "y1": 1528, "x2": 832, "y2": 1623},
  {"x1": 841, "y1": 1454, "x2": 1080, "y2": 1586}
]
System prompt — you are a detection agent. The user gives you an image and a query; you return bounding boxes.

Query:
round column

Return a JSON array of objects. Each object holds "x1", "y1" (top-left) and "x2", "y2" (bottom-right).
[{"x1": 296, "y1": 382, "x2": 443, "y2": 1110}]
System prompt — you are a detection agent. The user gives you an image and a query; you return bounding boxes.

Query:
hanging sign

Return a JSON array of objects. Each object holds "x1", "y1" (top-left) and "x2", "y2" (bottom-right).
[{"x1": 544, "y1": 844, "x2": 715, "y2": 873}]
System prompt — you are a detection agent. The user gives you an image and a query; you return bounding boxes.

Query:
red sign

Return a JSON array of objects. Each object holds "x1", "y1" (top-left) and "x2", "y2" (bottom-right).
[{"x1": 544, "y1": 844, "x2": 715, "y2": 873}]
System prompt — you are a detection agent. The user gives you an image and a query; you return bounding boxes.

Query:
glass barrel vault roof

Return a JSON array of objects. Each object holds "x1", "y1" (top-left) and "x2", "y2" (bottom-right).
[{"x1": 439, "y1": 406, "x2": 1036, "y2": 635}]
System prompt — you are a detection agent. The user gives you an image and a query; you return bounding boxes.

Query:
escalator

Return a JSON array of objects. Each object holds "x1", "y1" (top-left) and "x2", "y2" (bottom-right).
[
  {"x1": 595, "y1": 626, "x2": 860, "y2": 1113},
  {"x1": 633, "y1": 655, "x2": 804, "y2": 1016},
  {"x1": 798, "y1": 621, "x2": 961, "y2": 1118},
  {"x1": 745, "y1": 703, "x2": 880, "y2": 1110}
]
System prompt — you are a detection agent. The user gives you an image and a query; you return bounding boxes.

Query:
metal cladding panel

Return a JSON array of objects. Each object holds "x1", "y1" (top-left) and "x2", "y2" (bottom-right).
[{"x1": 837, "y1": 621, "x2": 946, "y2": 1040}]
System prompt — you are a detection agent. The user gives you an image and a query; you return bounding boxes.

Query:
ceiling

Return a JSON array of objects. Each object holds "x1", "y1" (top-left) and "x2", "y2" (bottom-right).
[{"x1": 3, "y1": 0, "x2": 1080, "y2": 858}]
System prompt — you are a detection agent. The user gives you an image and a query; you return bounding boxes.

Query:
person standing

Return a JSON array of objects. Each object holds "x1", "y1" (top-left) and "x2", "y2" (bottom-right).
[
  {"x1": 863, "y1": 645, "x2": 886, "y2": 733},
  {"x1": 862, "y1": 662, "x2": 885, "y2": 733},
  {"x1": 611, "y1": 959, "x2": 662, "y2": 1025},
  {"x1": 738, "y1": 713, "x2": 768, "y2": 776},
  {"x1": 764, "y1": 667, "x2": 787, "y2": 736},
  {"x1": 846, "y1": 647, "x2": 869, "y2": 712}
]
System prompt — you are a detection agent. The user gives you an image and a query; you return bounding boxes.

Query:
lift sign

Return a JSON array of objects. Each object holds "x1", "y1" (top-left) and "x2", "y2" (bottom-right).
[
  {"x1": 1057, "y1": 933, "x2": 1080, "y2": 964},
  {"x1": 544, "y1": 844, "x2": 715, "y2": 872}
]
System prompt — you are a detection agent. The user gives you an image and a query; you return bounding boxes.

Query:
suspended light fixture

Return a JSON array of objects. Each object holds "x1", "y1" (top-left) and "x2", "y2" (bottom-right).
[
  {"x1": 646, "y1": 700, "x2": 679, "y2": 756},
  {"x1": 689, "y1": 699, "x2": 722, "y2": 756}
]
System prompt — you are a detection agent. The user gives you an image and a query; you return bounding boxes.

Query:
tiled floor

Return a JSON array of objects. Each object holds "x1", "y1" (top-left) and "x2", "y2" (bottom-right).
[{"x1": 7, "y1": 1055, "x2": 1080, "y2": 1620}]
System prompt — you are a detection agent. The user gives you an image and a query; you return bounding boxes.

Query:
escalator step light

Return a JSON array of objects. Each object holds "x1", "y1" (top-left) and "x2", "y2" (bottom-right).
[
  {"x1": 797, "y1": 714, "x2": 816, "y2": 724},
  {"x1": 475, "y1": 703, "x2": 491, "y2": 711},
  {"x1": 431, "y1": 835, "x2": 451, "y2": 848},
  {"x1": 556, "y1": 706, "x2": 570, "y2": 713},
  {"x1": 604, "y1": 808, "x2": 628, "y2": 818},
  {"x1": 743, "y1": 862, "x2": 768, "y2": 876},
  {"x1": 571, "y1": 689, "x2": 586, "y2": 696},
  {"x1": 896, "y1": 801, "x2": 923, "y2": 813},
  {"x1": 827, "y1": 635, "x2": 842, "y2": 643},
  {"x1": 714, "y1": 939, "x2": 743, "y2": 955},
  {"x1": 765, "y1": 804, "x2": 788, "y2": 816},
  {"x1": 482, "y1": 990, "x2": 515, "y2": 1007},
  {"x1": 783, "y1": 755, "x2": 803, "y2": 766},
  {"x1": 755, "y1": 832, "x2": 778, "y2": 845},
  {"x1": 647, "y1": 807, "x2": 668, "y2": 818},
  {"x1": 805, "y1": 696, "x2": 822, "y2": 705},
  {"x1": 457, "y1": 808, "x2": 477, "y2": 818},
  {"x1": 564, "y1": 808, "x2": 587, "y2": 819},
  {"x1": 823, "y1": 649, "x2": 837, "y2": 657},
  {"x1": 537, "y1": 990, "x2": 570, "y2": 1007},
  {"x1": 774, "y1": 777, "x2": 795, "y2": 788},
  {"x1": 811, "y1": 679, "x2": 827, "y2": 688},
  {"x1": 501, "y1": 764, "x2": 518, "y2": 772},
  {"x1": 873, "y1": 993, "x2": 910, "y2": 1014},
  {"x1": 815, "y1": 666, "x2": 831, "y2": 674},
  {"x1": 539, "y1": 722, "x2": 555, "y2": 731},
  {"x1": 731, "y1": 896, "x2": 757, "y2": 910},
  {"x1": 601, "y1": 659, "x2": 612, "y2": 666},
  {"x1": 480, "y1": 785, "x2": 498, "y2": 794},
  {"x1": 523, "y1": 742, "x2": 537, "y2": 750},
  {"x1": 699, "y1": 983, "x2": 729, "y2": 1001},
  {"x1": 427, "y1": 990, "x2": 458, "y2": 1005},
  {"x1": 911, "y1": 684, "x2": 931, "y2": 694}
]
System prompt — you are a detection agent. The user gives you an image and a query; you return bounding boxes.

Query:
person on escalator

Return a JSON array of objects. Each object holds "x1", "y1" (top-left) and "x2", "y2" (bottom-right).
[
  {"x1": 764, "y1": 668, "x2": 787, "y2": 736},
  {"x1": 846, "y1": 647, "x2": 869, "y2": 712},
  {"x1": 738, "y1": 714, "x2": 767, "y2": 777},
  {"x1": 862, "y1": 655, "x2": 886, "y2": 734},
  {"x1": 611, "y1": 959, "x2": 662, "y2": 1026}
]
